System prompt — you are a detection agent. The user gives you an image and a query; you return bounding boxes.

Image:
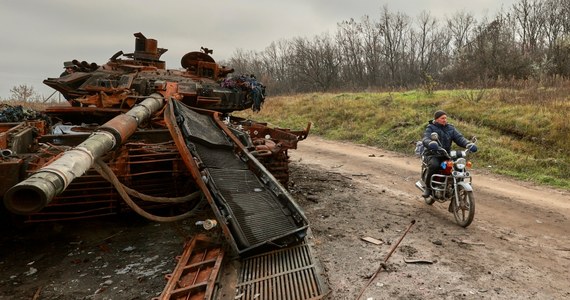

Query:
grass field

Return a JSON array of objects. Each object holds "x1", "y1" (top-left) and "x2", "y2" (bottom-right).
[{"x1": 235, "y1": 88, "x2": 570, "y2": 190}]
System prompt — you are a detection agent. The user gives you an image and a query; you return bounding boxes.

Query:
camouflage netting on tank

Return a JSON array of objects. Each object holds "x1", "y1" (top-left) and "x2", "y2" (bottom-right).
[{"x1": 0, "y1": 104, "x2": 50, "y2": 124}]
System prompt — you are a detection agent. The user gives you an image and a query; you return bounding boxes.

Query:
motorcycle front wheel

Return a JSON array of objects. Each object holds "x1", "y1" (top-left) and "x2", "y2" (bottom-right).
[
  {"x1": 451, "y1": 185, "x2": 475, "y2": 227},
  {"x1": 424, "y1": 194, "x2": 435, "y2": 205}
]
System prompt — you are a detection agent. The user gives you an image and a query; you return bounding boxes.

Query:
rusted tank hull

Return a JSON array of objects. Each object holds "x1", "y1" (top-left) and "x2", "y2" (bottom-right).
[{"x1": 0, "y1": 108, "x2": 307, "y2": 227}]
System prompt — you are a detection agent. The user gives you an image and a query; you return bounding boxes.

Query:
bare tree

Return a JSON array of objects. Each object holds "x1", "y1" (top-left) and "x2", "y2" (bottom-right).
[
  {"x1": 336, "y1": 18, "x2": 367, "y2": 88},
  {"x1": 543, "y1": 0, "x2": 565, "y2": 48},
  {"x1": 416, "y1": 11, "x2": 439, "y2": 73},
  {"x1": 9, "y1": 85, "x2": 37, "y2": 102},
  {"x1": 513, "y1": 0, "x2": 546, "y2": 55},
  {"x1": 227, "y1": 48, "x2": 257, "y2": 74},
  {"x1": 378, "y1": 6, "x2": 410, "y2": 86},
  {"x1": 360, "y1": 15, "x2": 384, "y2": 88},
  {"x1": 259, "y1": 40, "x2": 295, "y2": 94},
  {"x1": 446, "y1": 11, "x2": 476, "y2": 53},
  {"x1": 290, "y1": 34, "x2": 340, "y2": 92},
  {"x1": 560, "y1": 0, "x2": 570, "y2": 34}
]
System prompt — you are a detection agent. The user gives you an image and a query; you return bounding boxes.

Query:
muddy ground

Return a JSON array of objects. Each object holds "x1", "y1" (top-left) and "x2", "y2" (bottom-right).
[{"x1": 1, "y1": 135, "x2": 569, "y2": 299}]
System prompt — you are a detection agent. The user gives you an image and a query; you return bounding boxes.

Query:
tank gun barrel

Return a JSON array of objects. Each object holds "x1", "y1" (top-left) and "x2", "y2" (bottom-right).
[
  {"x1": 1, "y1": 149, "x2": 12, "y2": 158},
  {"x1": 3, "y1": 94, "x2": 165, "y2": 215}
]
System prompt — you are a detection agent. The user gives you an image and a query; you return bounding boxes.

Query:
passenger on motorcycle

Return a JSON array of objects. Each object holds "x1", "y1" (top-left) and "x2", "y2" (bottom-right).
[{"x1": 421, "y1": 110, "x2": 478, "y2": 198}]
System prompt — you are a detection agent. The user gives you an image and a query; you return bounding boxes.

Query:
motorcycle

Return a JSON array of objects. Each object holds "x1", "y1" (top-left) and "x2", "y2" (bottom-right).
[{"x1": 415, "y1": 133, "x2": 477, "y2": 227}]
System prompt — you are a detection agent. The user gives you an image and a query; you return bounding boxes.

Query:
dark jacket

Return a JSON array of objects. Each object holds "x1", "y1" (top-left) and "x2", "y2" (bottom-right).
[{"x1": 422, "y1": 120, "x2": 469, "y2": 153}]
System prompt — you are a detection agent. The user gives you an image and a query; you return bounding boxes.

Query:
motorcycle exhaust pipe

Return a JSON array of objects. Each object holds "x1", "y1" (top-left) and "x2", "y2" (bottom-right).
[{"x1": 415, "y1": 181, "x2": 425, "y2": 192}]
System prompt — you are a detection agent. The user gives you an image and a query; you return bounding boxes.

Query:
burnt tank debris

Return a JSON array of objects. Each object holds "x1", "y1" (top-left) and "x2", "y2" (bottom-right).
[
  {"x1": 0, "y1": 33, "x2": 327, "y2": 300},
  {"x1": 0, "y1": 33, "x2": 326, "y2": 299},
  {"x1": 0, "y1": 32, "x2": 312, "y2": 253}
]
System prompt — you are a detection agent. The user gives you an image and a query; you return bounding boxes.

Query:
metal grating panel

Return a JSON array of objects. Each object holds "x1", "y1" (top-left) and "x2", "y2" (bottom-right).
[
  {"x1": 235, "y1": 243, "x2": 325, "y2": 300},
  {"x1": 171, "y1": 100, "x2": 308, "y2": 254},
  {"x1": 208, "y1": 169, "x2": 299, "y2": 245},
  {"x1": 194, "y1": 143, "x2": 248, "y2": 170}
]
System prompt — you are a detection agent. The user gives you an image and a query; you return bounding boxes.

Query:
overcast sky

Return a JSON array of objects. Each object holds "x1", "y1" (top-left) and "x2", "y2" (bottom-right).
[{"x1": 0, "y1": 0, "x2": 518, "y2": 99}]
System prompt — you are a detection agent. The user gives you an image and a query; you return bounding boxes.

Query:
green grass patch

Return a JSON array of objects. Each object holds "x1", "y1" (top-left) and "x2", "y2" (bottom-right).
[{"x1": 236, "y1": 89, "x2": 570, "y2": 190}]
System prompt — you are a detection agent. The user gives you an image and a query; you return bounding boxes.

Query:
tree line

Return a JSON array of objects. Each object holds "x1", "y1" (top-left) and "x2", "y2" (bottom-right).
[
  {"x1": 6, "y1": 0, "x2": 568, "y2": 102},
  {"x1": 227, "y1": 0, "x2": 570, "y2": 95}
]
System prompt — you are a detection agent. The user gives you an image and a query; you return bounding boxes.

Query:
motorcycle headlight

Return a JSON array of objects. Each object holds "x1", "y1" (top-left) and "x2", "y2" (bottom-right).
[
  {"x1": 455, "y1": 158, "x2": 466, "y2": 170},
  {"x1": 450, "y1": 150, "x2": 466, "y2": 159}
]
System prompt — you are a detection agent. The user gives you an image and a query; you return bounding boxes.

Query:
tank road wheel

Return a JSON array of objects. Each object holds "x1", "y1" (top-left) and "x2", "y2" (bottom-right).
[{"x1": 451, "y1": 185, "x2": 475, "y2": 227}]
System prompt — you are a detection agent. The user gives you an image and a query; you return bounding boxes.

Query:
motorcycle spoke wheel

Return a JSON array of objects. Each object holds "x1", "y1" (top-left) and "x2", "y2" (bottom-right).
[{"x1": 452, "y1": 186, "x2": 475, "y2": 227}]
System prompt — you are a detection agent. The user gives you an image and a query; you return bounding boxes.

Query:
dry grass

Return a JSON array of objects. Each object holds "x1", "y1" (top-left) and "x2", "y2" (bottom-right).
[{"x1": 1, "y1": 100, "x2": 53, "y2": 111}]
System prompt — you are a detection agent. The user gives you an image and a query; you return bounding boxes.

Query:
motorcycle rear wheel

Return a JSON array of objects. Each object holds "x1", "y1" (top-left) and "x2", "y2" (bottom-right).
[{"x1": 451, "y1": 186, "x2": 475, "y2": 227}]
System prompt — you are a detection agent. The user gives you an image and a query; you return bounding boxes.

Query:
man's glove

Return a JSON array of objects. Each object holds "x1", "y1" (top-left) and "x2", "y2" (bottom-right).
[
  {"x1": 467, "y1": 143, "x2": 478, "y2": 153},
  {"x1": 428, "y1": 141, "x2": 439, "y2": 150}
]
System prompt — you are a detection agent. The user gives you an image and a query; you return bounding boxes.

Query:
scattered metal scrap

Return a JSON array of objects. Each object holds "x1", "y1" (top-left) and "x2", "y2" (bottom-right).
[
  {"x1": 0, "y1": 33, "x2": 322, "y2": 299},
  {"x1": 361, "y1": 236, "x2": 384, "y2": 245},
  {"x1": 154, "y1": 234, "x2": 225, "y2": 300},
  {"x1": 403, "y1": 257, "x2": 434, "y2": 264},
  {"x1": 452, "y1": 238, "x2": 485, "y2": 246},
  {"x1": 356, "y1": 219, "x2": 416, "y2": 300}
]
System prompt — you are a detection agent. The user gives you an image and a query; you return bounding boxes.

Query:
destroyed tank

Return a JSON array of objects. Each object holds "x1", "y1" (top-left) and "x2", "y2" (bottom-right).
[{"x1": 0, "y1": 32, "x2": 311, "y2": 256}]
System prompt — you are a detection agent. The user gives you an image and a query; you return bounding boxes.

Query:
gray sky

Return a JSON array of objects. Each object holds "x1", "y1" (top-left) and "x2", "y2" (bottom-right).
[{"x1": 0, "y1": 0, "x2": 517, "y2": 99}]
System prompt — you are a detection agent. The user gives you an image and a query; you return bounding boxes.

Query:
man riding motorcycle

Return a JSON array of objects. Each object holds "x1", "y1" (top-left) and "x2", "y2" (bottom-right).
[{"x1": 421, "y1": 110, "x2": 478, "y2": 198}]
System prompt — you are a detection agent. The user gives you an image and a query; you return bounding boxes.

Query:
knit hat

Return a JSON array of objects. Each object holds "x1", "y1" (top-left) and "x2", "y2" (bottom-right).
[{"x1": 434, "y1": 110, "x2": 447, "y2": 120}]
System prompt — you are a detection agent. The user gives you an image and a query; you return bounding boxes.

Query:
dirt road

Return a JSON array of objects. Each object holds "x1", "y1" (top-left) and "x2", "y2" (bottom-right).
[
  {"x1": 1, "y1": 136, "x2": 568, "y2": 299},
  {"x1": 288, "y1": 136, "x2": 570, "y2": 299}
]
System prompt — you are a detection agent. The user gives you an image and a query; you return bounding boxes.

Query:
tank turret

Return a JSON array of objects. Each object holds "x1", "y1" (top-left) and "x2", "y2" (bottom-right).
[{"x1": 43, "y1": 32, "x2": 265, "y2": 113}]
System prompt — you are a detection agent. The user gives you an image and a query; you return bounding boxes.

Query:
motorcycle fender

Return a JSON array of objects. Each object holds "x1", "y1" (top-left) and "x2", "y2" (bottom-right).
[{"x1": 457, "y1": 181, "x2": 473, "y2": 192}]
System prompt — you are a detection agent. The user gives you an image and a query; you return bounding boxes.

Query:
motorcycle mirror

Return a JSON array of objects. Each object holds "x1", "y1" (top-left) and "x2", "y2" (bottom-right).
[{"x1": 430, "y1": 132, "x2": 439, "y2": 141}]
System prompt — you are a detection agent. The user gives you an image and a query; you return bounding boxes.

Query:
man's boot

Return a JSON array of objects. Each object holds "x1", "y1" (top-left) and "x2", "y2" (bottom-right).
[{"x1": 422, "y1": 178, "x2": 431, "y2": 198}]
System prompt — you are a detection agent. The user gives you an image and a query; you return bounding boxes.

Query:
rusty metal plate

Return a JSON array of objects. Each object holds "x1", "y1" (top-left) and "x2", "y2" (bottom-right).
[{"x1": 155, "y1": 234, "x2": 225, "y2": 300}]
